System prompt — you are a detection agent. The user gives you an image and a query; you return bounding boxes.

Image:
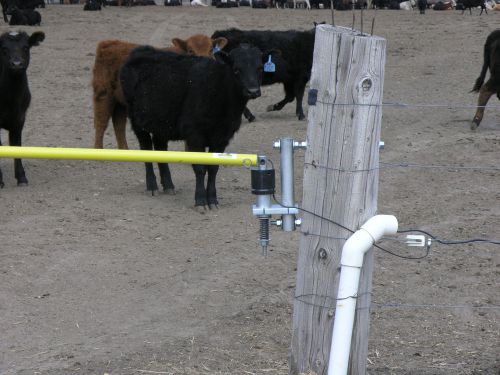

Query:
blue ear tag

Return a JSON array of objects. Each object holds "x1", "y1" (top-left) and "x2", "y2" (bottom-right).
[
  {"x1": 264, "y1": 55, "x2": 275, "y2": 73},
  {"x1": 213, "y1": 45, "x2": 221, "y2": 54}
]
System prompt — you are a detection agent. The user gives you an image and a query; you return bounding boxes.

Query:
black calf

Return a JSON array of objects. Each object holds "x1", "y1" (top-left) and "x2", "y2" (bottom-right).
[
  {"x1": 0, "y1": 31, "x2": 45, "y2": 188},
  {"x1": 212, "y1": 27, "x2": 316, "y2": 121},
  {"x1": 120, "y1": 45, "x2": 265, "y2": 208},
  {"x1": 8, "y1": 6, "x2": 41, "y2": 25}
]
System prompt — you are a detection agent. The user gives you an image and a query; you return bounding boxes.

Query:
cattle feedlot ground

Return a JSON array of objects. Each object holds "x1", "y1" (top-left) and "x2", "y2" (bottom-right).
[{"x1": 0, "y1": 5, "x2": 499, "y2": 375}]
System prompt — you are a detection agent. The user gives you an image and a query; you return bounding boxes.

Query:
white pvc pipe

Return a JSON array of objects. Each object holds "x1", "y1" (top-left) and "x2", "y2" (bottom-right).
[{"x1": 328, "y1": 215, "x2": 398, "y2": 375}]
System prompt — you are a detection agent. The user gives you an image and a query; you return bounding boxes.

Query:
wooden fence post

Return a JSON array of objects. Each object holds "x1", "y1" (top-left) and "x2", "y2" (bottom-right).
[{"x1": 289, "y1": 25, "x2": 386, "y2": 375}]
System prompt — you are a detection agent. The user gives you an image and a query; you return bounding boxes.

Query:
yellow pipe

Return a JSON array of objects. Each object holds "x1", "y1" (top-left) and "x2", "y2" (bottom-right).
[{"x1": 0, "y1": 146, "x2": 258, "y2": 167}]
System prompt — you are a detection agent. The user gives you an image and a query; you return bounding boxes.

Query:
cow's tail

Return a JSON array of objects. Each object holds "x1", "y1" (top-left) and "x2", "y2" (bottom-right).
[
  {"x1": 471, "y1": 34, "x2": 494, "y2": 92},
  {"x1": 472, "y1": 63, "x2": 488, "y2": 93}
]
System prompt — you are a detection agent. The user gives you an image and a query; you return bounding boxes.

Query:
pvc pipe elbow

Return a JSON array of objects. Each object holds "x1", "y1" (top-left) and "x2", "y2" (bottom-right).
[{"x1": 341, "y1": 215, "x2": 398, "y2": 268}]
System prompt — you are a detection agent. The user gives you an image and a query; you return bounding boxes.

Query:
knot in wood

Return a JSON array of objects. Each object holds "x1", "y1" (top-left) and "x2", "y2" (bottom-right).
[
  {"x1": 361, "y1": 78, "x2": 372, "y2": 92},
  {"x1": 318, "y1": 248, "x2": 328, "y2": 260}
]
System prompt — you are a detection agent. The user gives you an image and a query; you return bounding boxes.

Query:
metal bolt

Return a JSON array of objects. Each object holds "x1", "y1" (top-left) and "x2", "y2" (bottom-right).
[
  {"x1": 293, "y1": 141, "x2": 307, "y2": 149},
  {"x1": 295, "y1": 218, "x2": 302, "y2": 227},
  {"x1": 273, "y1": 140, "x2": 281, "y2": 149},
  {"x1": 379, "y1": 141, "x2": 385, "y2": 150},
  {"x1": 272, "y1": 219, "x2": 283, "y2": 228}
]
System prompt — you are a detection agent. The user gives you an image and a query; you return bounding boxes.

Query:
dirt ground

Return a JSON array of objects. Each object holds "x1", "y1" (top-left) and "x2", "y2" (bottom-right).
[{"x1": 0, "y1": 4, "x2": 499, "y2": 375}]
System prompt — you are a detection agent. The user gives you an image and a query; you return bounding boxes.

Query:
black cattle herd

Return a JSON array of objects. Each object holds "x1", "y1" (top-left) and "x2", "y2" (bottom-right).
[{"x1": 0, "y1": 5, "x2": 497, "y2": 207}]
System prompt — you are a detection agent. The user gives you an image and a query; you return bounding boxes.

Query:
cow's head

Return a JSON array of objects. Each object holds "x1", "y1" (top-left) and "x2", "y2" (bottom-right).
[
  {"x1": 171, "y1": 34, "x2": 228, "y2": 58},
  {"x1": 0, "y1": 31, "x2": 45, "y2": 73},
  {"x1": 215, "y1": 43, "x2": 268, "y2": 100}
]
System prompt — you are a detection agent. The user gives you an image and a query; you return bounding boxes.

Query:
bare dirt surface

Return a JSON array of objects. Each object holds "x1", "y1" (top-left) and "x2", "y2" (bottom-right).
[{"x1": 0, "y1": 5, "x2": 499, "y2": 375}]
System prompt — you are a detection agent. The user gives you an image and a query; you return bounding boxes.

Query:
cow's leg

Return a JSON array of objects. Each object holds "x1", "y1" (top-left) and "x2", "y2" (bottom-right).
[
  {"x1": 472, "y1": 80, "x2": 495, "y2": 130},
  {"x1": 2, "y1": 9, "x2": 7, "y2": 22},
  {"x1": 206, "y1": 143, "x2": 228, "y2": 209},
  {"x1": 93, "y1": 94, "x2": 114, "y2": 149},
  {"x1": 186, "y1": 142, "x2": 209, "y2": 209},
  {"x1": 192, "y1": 162, "x2": 208, "y2": 208},
  {"x1": 9, "y1": 127, "x2": 28, "y2": 186},
  {"x1": 243, "y1": 107, "x2": 256, "y2": 122},
  {"x1": 133, "y1": 127, "x2": 158, "y2": 194},
  {"x1": 266, "y1": 82, "x2": 295, "y2": 113},
  {"x1": 112, "y1": 103, "x2": 129, "y2": 150},
  {"x1": 152, "y1": 133, "x2": 175, "y2": 194},
  {"x1": 294, "y1": 80, "x2": 307, "y2": 120},
  {"x1": 0, "y1": 134, "x2": 4, "y2": 188}
]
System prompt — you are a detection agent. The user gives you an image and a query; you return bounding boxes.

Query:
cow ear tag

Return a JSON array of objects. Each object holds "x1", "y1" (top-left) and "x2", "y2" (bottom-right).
[
  {"x1": 213, "y1": 44, "x2": 221, "y2": 54},
  {"x1": 264, "y1": 55, "x2": 275, "y2": 73}
]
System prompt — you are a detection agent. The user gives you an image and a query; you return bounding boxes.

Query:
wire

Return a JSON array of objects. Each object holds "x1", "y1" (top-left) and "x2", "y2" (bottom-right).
[
  {"x1": 271, "y1": 193, "x2": 430, "y2": 260},
  {"x1": 304, "y1": 161, "x2": 500, "y2": 173},
  {"x1": 315, "y1": 99, "x2": 500, "y2": 110},
  {"x1": 397, "y1": 228, "x2": 500, "y2": 246},
  {"x1": 294, "y1": 293, "x2": 500, "y2": 311}
]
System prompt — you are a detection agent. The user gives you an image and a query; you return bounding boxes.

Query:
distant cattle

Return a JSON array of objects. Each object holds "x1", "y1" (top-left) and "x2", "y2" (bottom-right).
[
  {"x1": 212, "y1": 27, "x2": 316, "y2": 121},
  {"x1": 91, "y1": 34, "x2": 227, "y2": 150},
  {"x1": 120, "y1": 45, "x2": 266, "y2": 208},
  {"x1": 2, "y1": 0, "x2": 44, "y2": 21},
  {"x1": 433, "y1": 0, "x2": 452, "y2": 9},
  {"x1": 417, "y1": 0, "x2": 426, "y2": 12},
  {"x1": 1, "y1": 0, "x2": 8, "y2": 22},
  {"x1": 0, "y1": 31, "x2": 44, "y2": 188},
  {"x1": 8, "y1": 6, "x2": 40, "y2": 23},
  {"x1": 461, "y1": 0, "x2": 487, "y2": 13},
  {"x1": 84, "y1": 0, "x2": 105, "y2": 9},
  {"x1": 471, "y1": 29, "x2": 500, "y2": 130}
]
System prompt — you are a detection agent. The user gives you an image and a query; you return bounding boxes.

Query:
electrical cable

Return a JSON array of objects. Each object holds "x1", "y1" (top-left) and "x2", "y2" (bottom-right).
[
  {"x1": 397, "y1": 228, "x2": 500, "y2": 246},
  {"x1": 271, "y1": 192, "x2": 430, "y2": 260}
]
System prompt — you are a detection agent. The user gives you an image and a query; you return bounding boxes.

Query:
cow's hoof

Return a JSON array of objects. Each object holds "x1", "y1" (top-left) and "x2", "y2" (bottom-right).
[
  {"x1": 247, "y1": 115, "x2": 256, "y2": 123},
  {"x1": 470, "y1": 122, "x2": 478, "y2": 131},
  {"x1": 0, "y1": 182, "x2": 4, "y2": 189},
  {"x1": 163, "y1": 188, "x2": 176, "y2": 195},
  {"x1": 208, "y1": 203, "x2": 219, "y2": 210},
  {"x1": 17, "y1": 182, "x2": 28, "y2": 187},
  {"x1": 297, "y1": 114, "x2": 306, "y2": 121},
  {"x1": 266, "y1": 104, "x2": 275, "y2": 112},
  {"x1": 194, "y1": 205, "x2": 207, "y2": 214},
  {"x1": 146, "y1": 189, "x2": 159, "y2": 196}
]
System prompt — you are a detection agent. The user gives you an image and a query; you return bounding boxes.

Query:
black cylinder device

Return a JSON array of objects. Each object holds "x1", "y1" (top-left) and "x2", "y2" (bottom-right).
[{"x1": 251, "y1": 169, "x2": 275, "y2": 195}]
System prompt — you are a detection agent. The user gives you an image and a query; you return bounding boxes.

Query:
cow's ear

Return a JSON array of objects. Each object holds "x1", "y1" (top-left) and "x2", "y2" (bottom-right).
[
  {"x1": 28, "y1": 31, "x2": 45, "y2": 47},
  {"x1": 171, "y1": 38, "x2": 188, "y2": 52},
  {"x1": 212, "y1": 37, "x2": 228, "y2": 50},
  {"x1": 214, "y1": 50, "x2": 232, "y2": 66}
]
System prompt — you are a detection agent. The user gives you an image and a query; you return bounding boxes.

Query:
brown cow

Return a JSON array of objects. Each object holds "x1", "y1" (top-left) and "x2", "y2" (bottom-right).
[
  {"x1": 471, "y1": 29, "x2": 500, "y2": 130},
  {"x1": 91, "y1": 34, "x2": 227, "y2": 149}
]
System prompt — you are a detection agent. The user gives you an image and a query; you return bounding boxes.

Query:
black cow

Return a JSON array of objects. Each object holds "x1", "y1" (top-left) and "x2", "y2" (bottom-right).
[
  {"x1": 471, "y1": 29, "x2": 500, "y2": 130},
  {"x1": 8, "y1": 6, "x2": 41, "y2": 24},
  {"x1": 461, "y1": 0, "x2": 487, "y2": 14},
  {"x1": 83, "y1": 0, "x2": 103, "y2": 10},
  {"x1": 2, "y1": 0, "x2": 44, "y2": 22},
  {"x1": 211, "y1": 27, "x2": 316, "y2": 121},
  {"x1": 417, "y1": 0, "x2": 426, "y2": 12},
  {"x1": 0, "y1": 31, "x2": 44, "y2": 188},
  {"x1": 120, "y1": 44, "x2": 266, "y2": 209}
]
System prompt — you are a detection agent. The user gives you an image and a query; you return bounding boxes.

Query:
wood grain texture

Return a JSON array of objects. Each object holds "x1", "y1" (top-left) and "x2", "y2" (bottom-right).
[{"x1": 289, "y1": 25, "x2": 386, "y2": 375}]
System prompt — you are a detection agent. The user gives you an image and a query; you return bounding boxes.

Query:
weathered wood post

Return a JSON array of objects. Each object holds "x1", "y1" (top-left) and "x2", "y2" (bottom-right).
[{"x1": 289, "y1": 25, "x2": 386, "y2": 375}]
